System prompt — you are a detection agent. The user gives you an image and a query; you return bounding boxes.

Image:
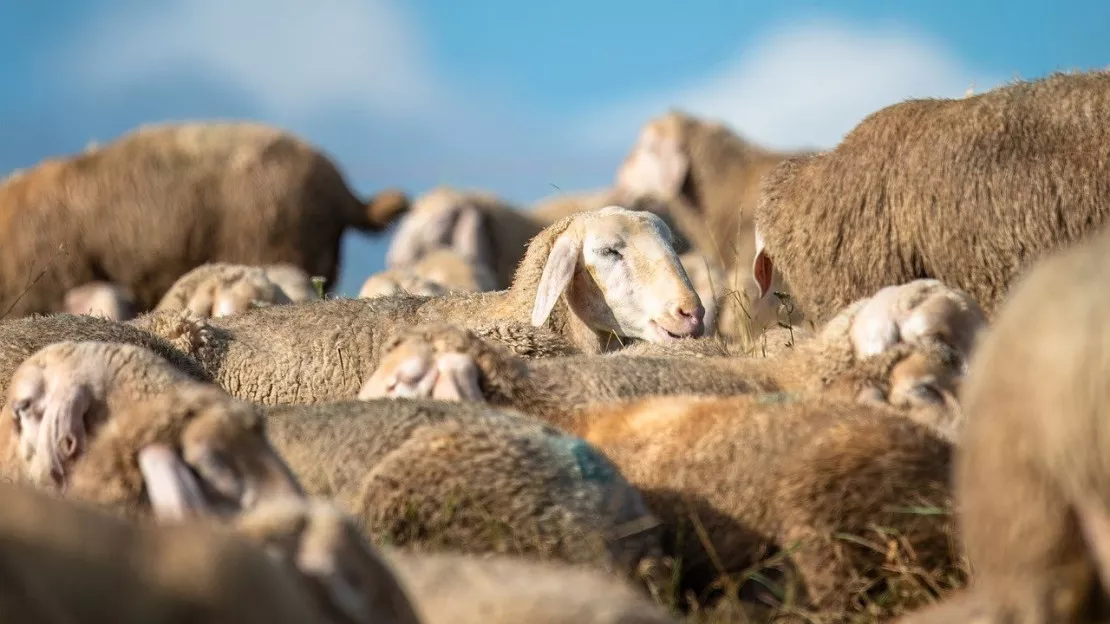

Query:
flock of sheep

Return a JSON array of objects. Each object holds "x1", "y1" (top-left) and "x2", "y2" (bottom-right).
[{"x1": 0, "y1": 68, "x2": 1109, "y2": 623}]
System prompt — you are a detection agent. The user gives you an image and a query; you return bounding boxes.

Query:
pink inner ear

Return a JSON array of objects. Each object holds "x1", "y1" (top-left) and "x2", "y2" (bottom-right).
[{"x1": 753, "y1": 251, "x2": 774, "y2": 300}]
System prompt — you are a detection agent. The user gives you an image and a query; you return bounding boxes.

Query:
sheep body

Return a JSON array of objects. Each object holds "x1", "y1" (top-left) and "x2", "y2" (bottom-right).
[
  {"x1": 0, "y1": 481, "x2": 322, "y2": 624},
  {"x1": 0, "y1": 120, "x2": 408, "y2": 317},
  {"x1": 263, "y1": 397, "x2": 666, "y2": 578},
  {"x1": 197, "y1": 206, "x2": 704, "y2": 405},
  {"x1": 583, "y1": 393, "x2": 957, "y2": 616},
  {"x1": 902, "y1": 226, "x2": 1110, "y2": 622},
  {"x1": 753, "y1": 70, "x2": 1110, "y2": 323}
]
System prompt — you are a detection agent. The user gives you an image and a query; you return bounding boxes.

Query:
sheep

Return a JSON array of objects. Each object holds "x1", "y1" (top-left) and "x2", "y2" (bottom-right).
[
  {"x1": 237, "y1": 493, "x2": 673, "y2": 624},
  {"x1": 897, "y1": 226, "x2": 1110, "y2": 623},
  {"x1": 0, "y1": 482, "x2": 423, "y2": 624},
  {"x1": 193, "y1": 206, "x2": 706, "y2": 405},
  {"x1": 359, "y1": 249, "x2": 497, "y2": 298},
  {"x1": 385, "y1": 185, "x2": 714, "y2": 291},
  {"x1": 614, "y1": 109, "x2": 808, "y2": 276},
  {"x1": 580, "y1": 393, "x2": 957, "y2": 617},
  {"x1": 154, "y1": 262, "x2": 294, "y2": 318},
  {"x1": 383, "y1": 550, "x2": 678, "y2": 624},
  {"x1": 0, "y1": 341, "x2": 198, "y2": 485},
  {"x1": 62, "y1": 281, "x2": 138, "y2": 321},
  {"x1": 0, "y1": 345, "x2": 304, "y2": 520},
  {"x1": 262, "y1": 263, "x2": 321, "y2": 302},
  {"x1": 263, "y1": 397, "x2": 668, "y2": 583},
  {"x1": 0, "y1": 120, "x2": 410, "y2": 318},
  {"x1": 751, "y1": 69, "x2": 1110, "y2": 324},
  {"x1": 0, "y1": 481, "x2": 325, "y2": 624},
  {"x1": 359, "y1": 280, "x2": 979, "y2": 438},
  {"x1": 0, "y1": 311, "x2": 211, "y2": 405},
  {"x1": 529, "y1": 187, "x2": 614, "y2": 222},
  {"x1": 358, "y1": 268, "x2": 451, "y2": 299}
]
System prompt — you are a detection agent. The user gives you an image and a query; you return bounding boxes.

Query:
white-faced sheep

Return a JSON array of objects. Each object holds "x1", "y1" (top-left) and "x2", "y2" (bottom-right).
[
  {"x1": 751, "y1": 70, "x2": 1110, "y2": 324},
  {"x1": 897, "y1": 226, "x2": 1110, "y2": 623},
  {"x1": 359, "y1": 280, "x2": 980, "y2": 439},
  {"x1": 0, "y1": 481, "x2": 422, "y2": 624},
  {"x1": 0, "y1": 344, "x2": 304, "y2": 520},
  {"x1": 154, "y1": 262, "x2": 294, "y2": 319},
  {"x1": 360, "y1": 248, "x2": 496, "y2": 298},
  {"x1": 580, "y1": 393, "x2": 958, "y2": 618},
  {"x1": 193, "y1": 206, "x2": 707, "y2": 405},
  {"x1": 385, "y1": 185, "x2": 715, "y2": 291},
  {"x1": 262, "y1": 263, "x2": 321, "y2": 303},
  {"x1": 62, "y1": 281, "x2": 138, "y2": 321},
  {"x1": 0, "y1": 120, "x2": 410, "y2": 318}
]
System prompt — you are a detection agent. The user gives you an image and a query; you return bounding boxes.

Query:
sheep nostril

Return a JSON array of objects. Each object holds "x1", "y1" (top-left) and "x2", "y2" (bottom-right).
[{"x1": 60, "y1": 435, "x2": 78, "y2": 458}]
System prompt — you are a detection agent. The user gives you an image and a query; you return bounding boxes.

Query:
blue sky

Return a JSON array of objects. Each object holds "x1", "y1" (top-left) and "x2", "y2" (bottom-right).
[{"x1": 2, "y1": 1, "x2": 1107, "y2": 295}]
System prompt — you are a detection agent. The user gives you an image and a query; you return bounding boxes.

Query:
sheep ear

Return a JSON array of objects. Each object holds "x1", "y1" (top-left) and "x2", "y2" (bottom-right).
[
  {"x1": 40, "y1": 383, "x2": 93, "y2": 472},
  {"x1": 531, "y1": 232, "x2": 581, "y2": 326},
  {"x1": 138, "y1": 443, "x2": 211, "y2": 521},
  {"x1": 452, "y1": 205, "x2": 495, "y2": 271},
  {"x1": 617, "y1": 130, "x2": 689, "y2": 197},
  {"x1": 752, "y1": 227, "x2": 774, "y2": 300}
]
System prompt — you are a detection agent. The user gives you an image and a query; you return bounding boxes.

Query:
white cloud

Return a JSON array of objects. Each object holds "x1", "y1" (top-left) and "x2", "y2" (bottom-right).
[
  {"x1": 66, "y1": 0, "x2": 446, "y2": 123},
  {"x1": 575, "y1": 18, "x2": 1004, "y2": 152}
]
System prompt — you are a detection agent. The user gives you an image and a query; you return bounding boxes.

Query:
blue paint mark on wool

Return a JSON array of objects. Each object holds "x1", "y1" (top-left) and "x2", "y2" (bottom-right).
[{"x1": 551, "y1": 436, "x2": 616, "y2": 484}]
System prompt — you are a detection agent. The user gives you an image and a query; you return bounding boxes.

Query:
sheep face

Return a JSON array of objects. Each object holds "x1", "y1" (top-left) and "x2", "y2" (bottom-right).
[
  {"x1": 5, "y1": 365, "x2": 98, "y2": 489},
  {"x1": 234, "y1": 497, "x2": 422, "y2": 624},
  {"x1": 615, "y1": 115, "x2": 690, "y2": 200},
  {"x1": 358, "y1": 324, "x2": 485, "y2": 402},
  {"x1": 191, "y1": 269, "x2": 292, "y2": 319},
  {"x1": 63, "y1": 281, "x2": 138, "y2": 321},
  {"x1": 358, "y1": 269, "x2": 450, "y2": 299},
  {"x1": 532, "y1": 206, "x2": 706, "y2": 343},
  {"x1": 385, "y1": 187, "x2": 494, "y2": 272}
]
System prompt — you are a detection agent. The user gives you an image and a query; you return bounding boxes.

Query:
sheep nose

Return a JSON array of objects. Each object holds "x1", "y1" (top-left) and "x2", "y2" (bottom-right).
[{"x1": 671, "y1": 301, "x2": 705, "y2": 338}]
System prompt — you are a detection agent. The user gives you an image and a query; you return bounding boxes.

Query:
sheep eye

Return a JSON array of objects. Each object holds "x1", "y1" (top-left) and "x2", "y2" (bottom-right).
[
  {"x1": 193, "y1": 450, "x2": 244, "y2": 501},
  {"x1": 598, "y1": 247, "x2": 622, "y2": 259}
]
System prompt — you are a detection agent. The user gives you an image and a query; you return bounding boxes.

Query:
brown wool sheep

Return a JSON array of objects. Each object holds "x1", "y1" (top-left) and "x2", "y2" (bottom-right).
[
  {"x1": 0, "y1": 121, "x2": 410, "y2": 318},
  {"x1": 0, "y1": 482, "x2": 422, "y2": 624},
  {"x1": 898, "y1": 227, "x2": 1110, "y2": 623},
  {"x1": 752, "y1": 70, "x2": 1110, "y2": 324},
  {"x1": 194, "y1": 206, "x2": 706, "y2": 405},
  {"x1": 614, "y1": 109, "x2": 809, "y2": 275},
  {"x1": 359, "y1": 280, "x2": 979, "y2": 438},
  {"x1": 582, "y1": 393, "x2": 957, "y2": 617},
  {"x1": 0, "y1": 481, "x2": 325, "y2": 624},
  {"x1": 235, "y1": 493, "x2": 674, "y2": 624},
  {"x1": 263, "y1": 398, "x2": 667, "y2": 582},
  {"x1": 62, "y1": 281, "x2": 139, "y2": 321},
  {"x1": 384, "y1": 549, "x2": 678, "y2": 624},
  {"x1": 154, "y1": 262, "x2": 294, "y2": 318}
]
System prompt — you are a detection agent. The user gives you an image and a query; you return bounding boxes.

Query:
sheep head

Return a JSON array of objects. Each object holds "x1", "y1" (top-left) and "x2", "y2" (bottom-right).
[
  {"x1": 67, "y1": 383, "x2": 305, "y2": 521},
  {"x1": 359, "y1": 323, "x2": 489, "y2": 402},
  {"x1": 614, "y1": 114, "x2": 690, "y2": 200},
  {"x1": 63, "y1": 281, "x2": 138, "y2": 321},
  {"x1": 530, "y1": 206, "x2": 705, "y2": 343},
  {"x1": 385, "y1": 186, "x2": 495, "y2": 273},
  {"x1": 358, "y1": 268, "x2": 450, "y2": 299},
  {"x1": 234, "y1": 497, "x2": 423, "y2": 624},
  {"x1": 188, "y1": 266, "x2": 293, "y2": 319}
]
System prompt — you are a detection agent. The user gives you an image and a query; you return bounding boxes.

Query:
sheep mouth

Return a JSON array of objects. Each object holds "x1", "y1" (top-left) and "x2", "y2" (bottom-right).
[{"x1": 647, "y1": 320, "x2": 691, "y2": 342}]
